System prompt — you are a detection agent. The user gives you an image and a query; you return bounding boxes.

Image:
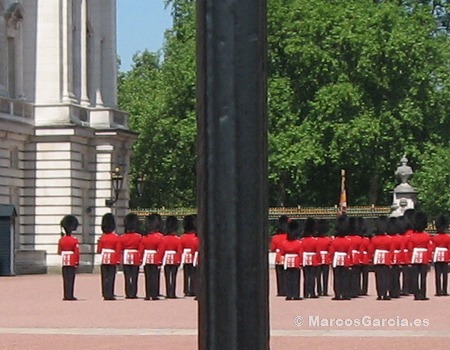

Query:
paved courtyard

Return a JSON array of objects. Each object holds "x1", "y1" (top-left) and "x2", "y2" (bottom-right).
[{"x1": 0, "y1": 269, "x2": 449, "y2": 349}]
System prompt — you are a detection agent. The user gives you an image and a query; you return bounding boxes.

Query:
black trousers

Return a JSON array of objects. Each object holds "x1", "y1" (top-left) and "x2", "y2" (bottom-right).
[
  {"x1": 100, "y1": 264, "x2": 116, "y2": 299},
  {"x1": 390, "y1": 265, "x2": 401, "y2": 298},
  {"x1": 435, "y1": 262, "x2": 449, "y2": 295},
  {"x1": 411, "y1": 263, "x2": 428, "y2": 299},
  {"x1": 360, "y1": 264, "x2": 369, "y2": 295},
  {"x1": 333, "y1": 266, "x2": 349, "y2": 299},
  {"x1": 400, "y1": 265, "x2": 411, "y2": 295},
  {"x1": 275, "y1": 264, "x2": 286, "y2": 296},
  {"x1": 350, "y1": 265, "x2": 361, "y2": 297},
  {"x1": 123, "y1": 264, "x2": 139, "y2": 298},
  {"x1": 285, "y1": 268, "x2": 300, "y2": 299},
  {"x1": 374, "y1": 265, "x2": 390, "y2": 298},
  {"x1": 62, "y1": 266, "x2": 76, "y2": 299},
  {"x1": 183, "y1": 264, "x2": 197, "y2": 296},
  {"x1": 303, "y1": 266, "x2": 317, "y2": 298},
  {"x1": 164, "y1": 265, "x2": 179, "y2": 298},
  {"x1": 317, "y1": 264, "x2": 329, "y2": 296},
  {"x1": 144, "y1": 264, "x2": 160, "y2": 299}
]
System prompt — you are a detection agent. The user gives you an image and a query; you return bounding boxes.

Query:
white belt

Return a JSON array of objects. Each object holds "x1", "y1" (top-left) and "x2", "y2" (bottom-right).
[
  {"x1": 143, "y1": 249, "x2": 157, "y2": 265},
  {"x1": 124, "y1": 249, "x2": 138, "y2": 254},
  {"x1": 163, "y1": 250, "x2": 177, "y2": 266},
  {"x1": 320, "y1": 250, "x2": 328, "y2": 254},
  {"x1": 433, "y1": 247, "x2": 448, "y2": 262},
  {"x1": 284, "y1": 254, "x2": 298, "y2": 270},
  {"x1": 62, "y1": 251, "x2": 74, "y2": 255},
  {"x1": 102, "y1": 248, "x2": 115, "y2": 254},
  {"x1": 181, "y1": 248, "x2": 192, "y2": 265},
  {"x1": 332, "y1": 252, "x2": 347, "y2": 268},
  {"x1": 413, "y1": 248, "x2": 427, "y2": 253}
]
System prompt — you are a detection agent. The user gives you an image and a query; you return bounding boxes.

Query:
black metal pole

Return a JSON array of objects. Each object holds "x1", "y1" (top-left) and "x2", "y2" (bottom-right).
[{"x1": 196, "y1": 0, "x2": 269, "y2": 349}]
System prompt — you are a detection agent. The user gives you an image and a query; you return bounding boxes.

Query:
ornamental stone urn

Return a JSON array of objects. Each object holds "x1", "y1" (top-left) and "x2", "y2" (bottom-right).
[{"x1": 390, "y1": 156, "x2": 418, "y2": 217}]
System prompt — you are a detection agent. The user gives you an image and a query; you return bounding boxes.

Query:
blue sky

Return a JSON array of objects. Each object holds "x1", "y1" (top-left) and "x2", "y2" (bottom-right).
[{"x1": 117, "y1": 0, "x2": 172, "y2": 72}]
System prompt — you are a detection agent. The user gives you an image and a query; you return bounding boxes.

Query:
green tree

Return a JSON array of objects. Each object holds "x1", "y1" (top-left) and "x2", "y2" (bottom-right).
[{"x1": 268, "y1": 0, "x2": 450, "y2": 208}]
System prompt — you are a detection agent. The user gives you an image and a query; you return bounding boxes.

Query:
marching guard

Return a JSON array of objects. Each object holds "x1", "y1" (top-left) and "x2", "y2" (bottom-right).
[
  {"x1": 97, "y1": 213, "x2": 121, "y2": 300},
  {"x1": 140, "y1": 213, "x2": 164, "y2": 300},
  {"x1": 388, "y1": 217, "x2": 402, "y2": 299},
  {"x1": 315, "y1": 219, "x2": 332, "y2": 296},
  {"x1": 159, "y1": 216, "x2": 183, "y2": 299},
  {"x1": 408, "y1": 211, "x2": 434, "y2": 301},
  {"x1": 357, "y1": 217, "x2": 371, "y2": 296},
  {"x1": 330, "y1": 215, "x2": 351, "y2": 301},
  {"x1": 270, "y1": 215, "x2": 289, "y2": 297},
  {"x1": 58, "y1": 215, "x2": 80, "y2": 301},
  {"x1": 180, "y1": 215, "x2": 200, "y2": 297},
  {"x1": 280, "y1": 220, "x2": 303, "y2": 300},
  {"x1": 369, "y1": 216, "x2": 391, "y2": 300},
  {"x1": 120, "y1": 213, "x2": 142, "y2": 299},
  {"x1": 432, "y1": 214, "x2": 450, "y2": 296},
  {"x1": 346, "y1": 217, "x2": 363, "y2": 298},
  {"x1": 301, "y1": 218, "x2": 318, "y2": 298}
]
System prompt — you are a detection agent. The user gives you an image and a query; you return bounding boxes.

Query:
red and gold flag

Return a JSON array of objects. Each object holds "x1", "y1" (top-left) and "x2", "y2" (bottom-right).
[{"x1": 339, "y1": 169, "x2": 347, "y2": 214}]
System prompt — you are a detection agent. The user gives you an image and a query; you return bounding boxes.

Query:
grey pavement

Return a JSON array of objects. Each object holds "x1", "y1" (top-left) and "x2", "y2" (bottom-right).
[{"x1": 0, "y1": 269, "x2": 449, "y2": 349}]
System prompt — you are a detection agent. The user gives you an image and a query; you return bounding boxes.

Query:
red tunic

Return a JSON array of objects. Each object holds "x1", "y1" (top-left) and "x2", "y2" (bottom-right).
[
  {"x1": 400, "y1": 229, "x2": 414, "y2": 264},
  {"x1": 346, "y1": 235, "x2": 363, "y2": 266},
  {"x1": 180, "y1": 232, "x2": 199, "y2": 265},
  {"x1": 270, "y1": 233, "x2": 288, "y2": 265},
  {"x1": 97, "y1": 232, "x2": 121, "y2": 264},
  {"x1": 389, "y1": 235, "x2": 403, "y2": 265},
  {"x1": 408, "y1": 231, "x2": 434, "y2": 264},
  {"x1": 368, "y1": 235, "x2": 392, "y2": 265},
  {"x1": 120, "y1": 232, "x2": 142, "y2": 266},
  {"x1": 359, "y1": 236, "x2": 371, "y2": 265},
  {"x1": 301, "y1": 237, "x2": 318, "y2": 266},
  {"x1": 316, "y1": 236, "x2": 332, "y2": 265},
  {"x1": 139, "y1": 231, "x2": 164, "y2": 265},
  {"x1": 58, "y1": 235, "x2": 80, "y2": 266},
  {"x1": 432, "y1": 233, "x2": 450, "y2": 262},
  {"x1": 329, "y1": 237, "x2": 352, "y2": 267},
  {"x1": 280, "y1": 239, "x2": 303, "y2": 268},
  {"x1": 158, "y1": 234, "x2": 183, "y2": 265}
]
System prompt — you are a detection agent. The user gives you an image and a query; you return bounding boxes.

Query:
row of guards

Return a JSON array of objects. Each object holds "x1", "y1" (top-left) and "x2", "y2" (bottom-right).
[
  {"x1": 57, "y1": 212, "x2": 199, "y2": 301},
  {"x1": 271, "y1": 210, "x2": 450, "y2": 301}
]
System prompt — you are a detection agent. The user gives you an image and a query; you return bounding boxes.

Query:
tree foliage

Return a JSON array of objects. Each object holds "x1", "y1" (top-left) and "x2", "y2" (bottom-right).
[{"x1": 119, "y1": 0, "x2": 450, "y2": 214}]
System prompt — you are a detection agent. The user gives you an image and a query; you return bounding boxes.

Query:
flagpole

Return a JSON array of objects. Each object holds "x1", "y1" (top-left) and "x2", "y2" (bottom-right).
[{"x1": 339, "y1": 169, "x2": 347, "y2": 215}]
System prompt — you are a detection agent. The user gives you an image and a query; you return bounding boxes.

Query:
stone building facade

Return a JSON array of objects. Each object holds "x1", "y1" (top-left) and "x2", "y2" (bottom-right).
[{"x1": 0, "y1": 0, "x2": 135, "y2": 271}]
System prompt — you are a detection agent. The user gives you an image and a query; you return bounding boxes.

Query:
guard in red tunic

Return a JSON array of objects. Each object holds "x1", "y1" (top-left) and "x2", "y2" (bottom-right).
[
  {"x1": 270, "y1": 215, "x2": 289, "y2": 297},
  {"x1": 180, "y1": 215, "x2": 199, "y2": 297},
  {"x1": 433, "y1": 214, "x2": 450, "y2": 296},
  {"x1": 301, "y1": 217, "x2": 318, "y2": 298},
  {"x1": 357, "y1": 217, "x2": 371, "y2": 296},
  {"x1": 280, "y1": 220, "x2": 303, "y2": 300},
  {"x1": 139, "y1": 213, "x2": 164, "y2": 300},
  {"x1": 57, "y1": 215, "x2": 80, "y2": 301},
  {"x1": 346, "y1": 217, "x2": 363, "y2": 298},
  {"x1": 329, "y1": 215, "x2": 352, "y2": 301},
  {"x1": 400, "y1": 209, "x2": 416, "y2": 295},
  {"x1": 369, "y1": 216, "x2": 392, "y2": 300},
  {"x1": 407, "y1": 211, "x2": 434, "y2": 301},
  {"x1": 388, "y1": 217, "x2": 403, "y2": 299},
  {"x1": 97, "y1": 213, "x2": 121, "y2": 300},
  {"x1": 120, "y1": 213, "x2": 142, "y2": 299},
  {"x1": 158, "y1": 216, "x2": 183, "y2": 299},
  {"x1": 315, "y1": 219, "x2": 332, "y2": 296}
]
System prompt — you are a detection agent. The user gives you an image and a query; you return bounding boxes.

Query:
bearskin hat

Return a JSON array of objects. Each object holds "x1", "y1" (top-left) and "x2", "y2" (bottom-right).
[
  {"x1": 348, "y1": 216, "x2": 357, "y2": 236},
  {"x1": 145, "y1": 213, "x2": 162, "y2": 233},
  {"x1": 403, "y1": 208, "x2": 416, "y2": 230},
  {"x1": 276, "y1": 215, "x2": 289, "y2": 234},
  {"x1": 287, "y1": 220, "x2": 301, "y2": 241},
  {"x1": 165, "y1": 215, "x2": 179, "y2": 235},
  {"x1": 316, "y1": 219, "x2": 329, "y2": 237},
  {"x1": 374, "y1": 216, "x2": 387, "y2": 236},
  {"x1": 101, "y1": 213, "x2": 116, "y2": 233},
  {"x1": 335, "y1": 215, "x2": 349, "y2": 237},
  {"x1": 435, "y1": 214, "x2": 449, "y2": 233},
  {"x1": 386, "y1": 217, "x2": 398, "y2": 236},
  {"x1": 413, "y1": 211, "x2": 428, "y2": 232},
  {"x1": 303, "y1": 217, "x2": 315, "y2": 237},
  {"x1": 357, "y1": 217, "x2": 368, "y2": 237},
  {"x1": 60, "y1": 215, "x2": 79, "y2": 234},
  {"x1": 124, "y1": 213, "x2": 140, "y2": 233},
  {"x1": 183, "y1": 214, "x2": 197, "y2": 233},
  {"x1": 396, "y1": 216, "x2": 407, "y2": 235}
]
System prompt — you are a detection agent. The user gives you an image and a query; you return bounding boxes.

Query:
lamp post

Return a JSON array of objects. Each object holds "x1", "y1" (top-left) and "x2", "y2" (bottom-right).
[{"x1": 105, "y1": 166, "x2": 124, "y2": 207}]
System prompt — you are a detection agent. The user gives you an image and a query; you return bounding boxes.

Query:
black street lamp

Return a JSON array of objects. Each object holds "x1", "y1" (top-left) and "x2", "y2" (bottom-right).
[
  {"x1": 105, "y1": 166, "x2": 124, "y2": 207},
  {"x1": 136, "y1": 173, "x2": 145, "y2": 197}
]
